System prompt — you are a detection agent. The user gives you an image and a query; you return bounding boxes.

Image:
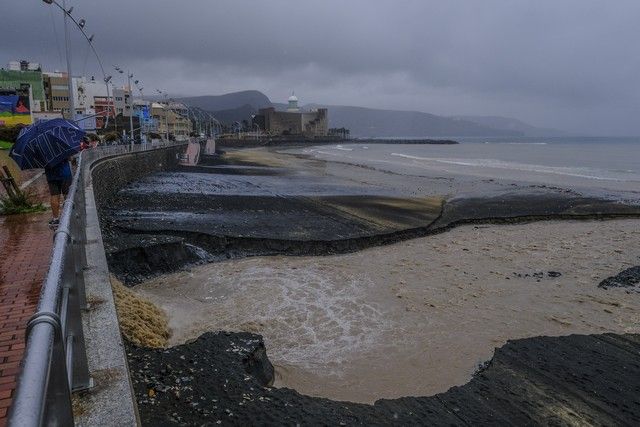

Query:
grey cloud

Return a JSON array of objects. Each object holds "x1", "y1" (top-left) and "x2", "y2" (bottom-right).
[{"x1": 2, "y1": 0, "x2": 640, "y2": 135}]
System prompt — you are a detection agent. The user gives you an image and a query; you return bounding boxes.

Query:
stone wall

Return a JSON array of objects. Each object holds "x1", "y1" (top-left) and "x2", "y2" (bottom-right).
[
  {"x1": 302, "y1": 109, "x2": 328, "y2": 136},
  {"x1": 257, "y1": 107, "x2": 328, "y2": 137},
  {"x1": 90, "y1": 144, "x2": 186, "y2": 209}
]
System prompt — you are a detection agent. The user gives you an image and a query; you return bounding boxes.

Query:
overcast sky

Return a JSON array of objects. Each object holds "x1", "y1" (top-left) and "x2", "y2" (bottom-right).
[{"x1": 3, "y1": 0, "x2": 640, "y2": 135}]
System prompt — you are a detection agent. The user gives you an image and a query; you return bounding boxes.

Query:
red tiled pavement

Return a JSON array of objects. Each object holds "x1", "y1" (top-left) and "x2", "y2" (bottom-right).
[{"x1": 0, "y1": 175, "x2": 53, "y2": 426}]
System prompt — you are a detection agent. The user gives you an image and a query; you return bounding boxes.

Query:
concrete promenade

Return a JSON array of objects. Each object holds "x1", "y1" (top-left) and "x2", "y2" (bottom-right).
[{"x1": 0, "y1": 175, "x2": 52, "y2": 426}]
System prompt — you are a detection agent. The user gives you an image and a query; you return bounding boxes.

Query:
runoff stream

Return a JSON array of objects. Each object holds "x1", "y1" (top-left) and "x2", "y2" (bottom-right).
[{"x1": 136, "y1": 218, "x2": 640, "y2": 404}]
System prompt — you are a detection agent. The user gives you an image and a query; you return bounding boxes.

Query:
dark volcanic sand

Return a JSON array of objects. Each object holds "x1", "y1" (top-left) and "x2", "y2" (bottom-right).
[
  {"x1": 127, "y1": 331, "x2": 640, "y2": 426},
  {"x1": 101, "y1": 149, "x2": 640, "y2": 284}
]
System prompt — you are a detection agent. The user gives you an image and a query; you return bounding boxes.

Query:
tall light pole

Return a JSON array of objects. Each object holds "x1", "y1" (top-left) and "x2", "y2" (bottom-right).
[
  {"x1": 63, "y1": 1, "x2": 76, "y2": 120},
  {"x1": 43, "y1": 0, "x2": 114, "y2": 132},
  {"x1": 59, "y1": 0, "x2": 76, "y2": 120},
  {"x1": 134, "y1": 81, "x2": 146, "y2": 144},
  {"x1": 127, "y1": 71, "x2": 134, "y2": 147},
  {"x1": 156, "y1": 90, "x2": 170, "y2": 140},
  {"x1": 115, "y1": 66, "x2": 136, "y2": 147}
]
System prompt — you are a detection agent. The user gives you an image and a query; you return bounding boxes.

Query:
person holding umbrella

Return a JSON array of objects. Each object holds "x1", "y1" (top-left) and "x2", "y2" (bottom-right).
[
  {"x1": 44, "y1": 158, "x2": 72, "y2": 226},
  {"x1": 9, "y1": 118, "x2": 84, "y2": 226}
]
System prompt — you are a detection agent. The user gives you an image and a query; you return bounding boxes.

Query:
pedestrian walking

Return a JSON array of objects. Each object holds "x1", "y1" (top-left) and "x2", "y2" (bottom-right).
[{"x1": 44, "y1": 158, "x2": 72, "y2": 226}]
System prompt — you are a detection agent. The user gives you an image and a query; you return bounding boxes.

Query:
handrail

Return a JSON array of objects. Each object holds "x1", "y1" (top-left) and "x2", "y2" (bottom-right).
[{"x1": 8, "y1": 140, "x2": 185, "y2": 427}]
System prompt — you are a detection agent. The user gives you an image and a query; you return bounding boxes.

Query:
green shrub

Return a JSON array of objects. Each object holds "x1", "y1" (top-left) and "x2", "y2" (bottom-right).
[
  {"x1": 0, "y1": 125, "x2": 24, "y2": 144},
  {"x1": 0, "y1": 190, "x2": 46, "y2": 215}
]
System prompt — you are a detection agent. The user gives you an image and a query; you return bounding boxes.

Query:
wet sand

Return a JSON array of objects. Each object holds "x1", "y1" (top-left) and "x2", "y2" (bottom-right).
[{"x1": 136, "y1": 218, "x2": 640, "y2": 403}]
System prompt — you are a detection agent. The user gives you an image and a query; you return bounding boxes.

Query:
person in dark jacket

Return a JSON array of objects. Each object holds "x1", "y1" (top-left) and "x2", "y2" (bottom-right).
[{"x1": 44, "y1": 159, "x2": 72, "y2": 226}]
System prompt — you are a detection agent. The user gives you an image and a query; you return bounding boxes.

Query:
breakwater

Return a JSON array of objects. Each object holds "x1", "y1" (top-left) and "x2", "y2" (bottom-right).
[{"x1": 215, "y1": 137, "x2": 458, "y2": 149}]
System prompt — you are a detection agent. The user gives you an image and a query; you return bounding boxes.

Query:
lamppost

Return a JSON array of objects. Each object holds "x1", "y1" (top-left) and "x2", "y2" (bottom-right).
[
  {"x1": 134, "y1": 82, "x2": 147, "y2": 144},
  {"x1": 114, "y1": 66, "x2": 136, "y2": 148},
  {"x1": 156, "y1": 89, "x2": 170, "y2": 140},
  {"x1": 42, "y1": 0, "x2": 114, "y2": 130}
]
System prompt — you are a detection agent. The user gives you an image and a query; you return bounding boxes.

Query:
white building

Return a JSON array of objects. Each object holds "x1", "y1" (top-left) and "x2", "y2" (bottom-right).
[
  {"x1": 73, "y1": 76, "x2": 111, "y2": 116},
  {"x1": 286, "y1": 93, "x2": 300, "y2": 112}
]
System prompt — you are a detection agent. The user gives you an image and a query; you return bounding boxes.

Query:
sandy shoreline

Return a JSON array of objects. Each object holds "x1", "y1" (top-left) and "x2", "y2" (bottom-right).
[
  {"x1": 136, "y1": 218, "x2": 640, "y2": 403},
  {"x1": 99, "y1": 145, "x2": 640, "y2": 423}
]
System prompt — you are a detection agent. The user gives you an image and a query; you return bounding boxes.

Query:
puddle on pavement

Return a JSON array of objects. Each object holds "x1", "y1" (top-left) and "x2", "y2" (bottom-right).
[{"x1": 135, "y1": 219, "x2": 640, "y2": 403}]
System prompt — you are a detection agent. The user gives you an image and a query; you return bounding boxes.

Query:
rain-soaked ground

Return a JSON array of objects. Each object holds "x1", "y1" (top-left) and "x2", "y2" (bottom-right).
[{"x1": 99, "y1": 146, "x2": 640, "y2": 424}]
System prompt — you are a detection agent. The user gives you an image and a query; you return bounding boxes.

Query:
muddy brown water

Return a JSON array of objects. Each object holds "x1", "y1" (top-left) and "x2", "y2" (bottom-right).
[{"x1": 136, "y1": 219, "x2": 640, "y2": 404}]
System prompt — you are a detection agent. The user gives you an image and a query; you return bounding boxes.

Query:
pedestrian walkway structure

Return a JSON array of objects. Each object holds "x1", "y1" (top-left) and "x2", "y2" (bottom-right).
[
  {"x1": 0, "y1": 212, "x2": 52, "y2": 426},
  {"x1": 3, "y1": 142, "x2": 184, "y2": 426}
]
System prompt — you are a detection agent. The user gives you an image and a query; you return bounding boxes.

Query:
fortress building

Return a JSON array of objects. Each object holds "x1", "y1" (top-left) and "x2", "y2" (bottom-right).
[{"x1": 254, "y1": 93, "x2": 328, "y2": 137}]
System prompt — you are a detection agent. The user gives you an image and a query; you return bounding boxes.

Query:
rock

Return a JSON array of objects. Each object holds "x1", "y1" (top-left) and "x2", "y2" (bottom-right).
[{"x1": 598, "y1": 266, "x2": 640, "y2": 291}]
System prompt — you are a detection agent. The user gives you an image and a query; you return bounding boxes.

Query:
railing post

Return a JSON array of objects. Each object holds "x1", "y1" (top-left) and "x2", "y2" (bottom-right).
[
  {"x1": 43, "y1": 325, "x2": 75, "y2": 427},
  {"x1": 64, "y1": 164, "x2": 91, "y2": 392},
  {"x1": 74, "y1": 166, "x2": 89, "y2": 310},
  {"x1": 63, "y1": 254, "x2": 91, "y2": 391}
]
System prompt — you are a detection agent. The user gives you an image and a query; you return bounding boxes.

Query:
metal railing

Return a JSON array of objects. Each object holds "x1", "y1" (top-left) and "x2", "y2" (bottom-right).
[{"x1": 9, "y1": 140, "x2": 184, "y2": 427}]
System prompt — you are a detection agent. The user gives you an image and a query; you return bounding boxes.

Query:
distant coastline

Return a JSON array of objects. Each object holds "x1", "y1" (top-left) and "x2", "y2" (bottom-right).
[
  {"x1": 350, "y1": 138, "x2": 458, "y2": 145},
  {"x1": 215, "y1": 137, "x2": 459, "y2": 149}
]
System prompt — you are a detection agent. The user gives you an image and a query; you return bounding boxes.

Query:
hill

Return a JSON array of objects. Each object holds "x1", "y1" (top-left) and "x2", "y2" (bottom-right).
[
  {"x1": 176, "y1": 90, "x2": 557, "y2": 137},
  {"x1": 305, "y1": 104, "x2": 522, "y2": 137},
  {"x1": 453, "y1": 115, "x2": 565, "y2": 137},
  {"x1": 208, "y1": 104, "x2": 259, "y2": 125},
  {"x1": 176, "y1": 90, "x2": 272, "y2": 112}
]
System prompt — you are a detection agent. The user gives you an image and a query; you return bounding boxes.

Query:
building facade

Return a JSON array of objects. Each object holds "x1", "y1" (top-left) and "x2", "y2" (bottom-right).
[
  {"x1": 253, "y1": 93, "x2": 328, "y2": 137},
  {"x1": 43, "y1": 72, "x2": 131, "y2": 127},
  {"x1": 42, "y1": 72, "x2": 69, "y2": 114},
  {"x1": 150, "y1": 102, "x2": 192, "y2": 140},
  {"x1": 0, "y1": 62, "x2": 46, "y2": 113},
  {"x1": 256, "y1": 107, "x2": 328, "y2": 137}
]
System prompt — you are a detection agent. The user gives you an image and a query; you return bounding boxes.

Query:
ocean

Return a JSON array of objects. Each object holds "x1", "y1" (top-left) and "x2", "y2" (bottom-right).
[{"x1": 291, "y1": 137, "x2": 640, "y2": 201}]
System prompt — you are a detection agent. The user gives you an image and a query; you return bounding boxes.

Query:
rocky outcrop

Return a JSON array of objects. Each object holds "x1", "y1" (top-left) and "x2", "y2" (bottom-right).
[{"x1": 599, "y1": 266, "x2": 640, "y2": 292}]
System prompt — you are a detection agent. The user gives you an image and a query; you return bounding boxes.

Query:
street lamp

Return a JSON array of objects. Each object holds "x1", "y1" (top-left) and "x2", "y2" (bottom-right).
[
  {"x1": 57, "y1": 0, "x2": 75, "y2": 119},
  {"x1": 114, "y1": 66, "x2": 136, "y2": 147},
  {"x1": 42, "y1": 0, "x2": 113, "y2": 130},
  {"x1": 156, "y1": 89, "x2": 170, "y2": 140}
]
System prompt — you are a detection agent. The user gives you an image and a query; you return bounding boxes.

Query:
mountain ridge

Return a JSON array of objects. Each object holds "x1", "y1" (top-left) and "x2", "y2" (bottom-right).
[{"x1": 176, "y1": 90, "x2": 562, "y2": 137}]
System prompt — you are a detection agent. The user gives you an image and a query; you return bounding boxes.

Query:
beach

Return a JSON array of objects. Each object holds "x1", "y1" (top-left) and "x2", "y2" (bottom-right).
[{"x1": 99, "y1": 140, "x2": 640, "y2": 423}]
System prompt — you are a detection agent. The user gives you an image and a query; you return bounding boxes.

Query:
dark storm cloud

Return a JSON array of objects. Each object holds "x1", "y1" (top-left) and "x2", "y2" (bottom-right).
[{"x1": 3, "y1": 0, "x2": 640, "y2": 135}]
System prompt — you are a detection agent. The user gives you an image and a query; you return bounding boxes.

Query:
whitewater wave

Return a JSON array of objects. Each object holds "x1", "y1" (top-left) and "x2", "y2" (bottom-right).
[
  {"x1": 483, "y1": 141, "x2": 548, "y2": 145},
  {"x1": 390, "y1": 153, "x2": 635, "y2": 182},
  {"x1": 333, "y1": 145, "x2": 353, "y2": 151}
]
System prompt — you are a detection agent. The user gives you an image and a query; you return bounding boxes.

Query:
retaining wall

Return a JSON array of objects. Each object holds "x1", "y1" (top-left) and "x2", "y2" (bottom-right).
[
  {"x1": 76, "y1": 143, "x2": 186, "y2": 426},
  {"x1": 90, "y1": 144, "x2": 185, "y2": 209}
]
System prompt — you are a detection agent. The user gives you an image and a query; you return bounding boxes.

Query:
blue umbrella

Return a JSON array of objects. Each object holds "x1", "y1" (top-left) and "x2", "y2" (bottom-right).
[{"x1": 9, "y1": 119, "x2": 85, "y2": 170}]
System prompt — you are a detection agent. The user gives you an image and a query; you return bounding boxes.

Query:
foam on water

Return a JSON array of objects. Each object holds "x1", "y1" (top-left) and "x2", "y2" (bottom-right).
[
  {"x1": 230, "y1": 266, "x2": 391, "y2": 370},
  {"x1": 151, "y1": 263, "x2": 392, "y2": 375},
  {"x1": 334, "y1": 145, "x2": 353, "y2": 151},
  {"x1": 287, "y1": 141, "x2": 640, "y2": 199},
  {"x1": 389, "y1": 152, "x2": 636, "y2": 182}
]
